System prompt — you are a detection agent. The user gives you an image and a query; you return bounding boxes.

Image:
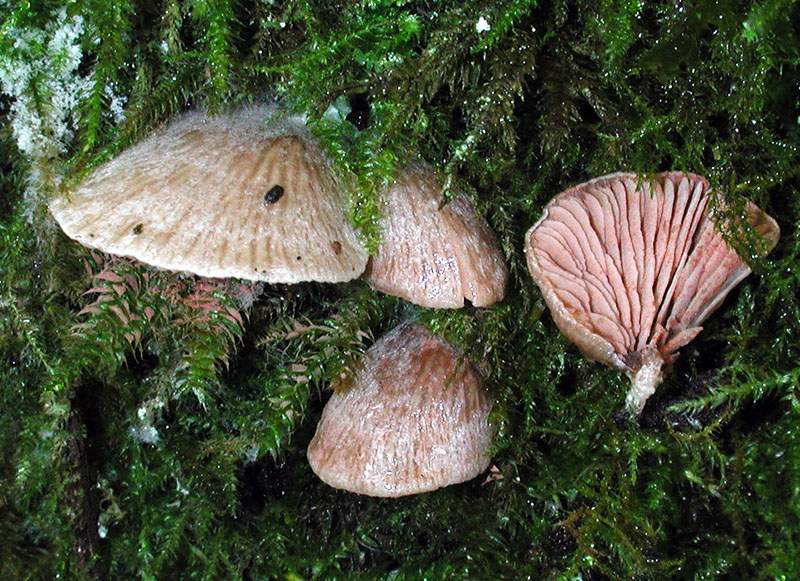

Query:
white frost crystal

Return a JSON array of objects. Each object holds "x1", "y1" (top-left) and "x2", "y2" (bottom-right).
[
  {"x1": 130, "y1": 424, "x2": 160, "y2": 445},
  {"x1": 245, "y1": 444, "x2": 260, "y2": 463},
  {"x1": 104, "y1": 83, "x2": 127, "y2": 124},
  {"x1": 0, "y1": 8, "x2": 90, "y2": 159},
  {"x1": 130, "y1": 424, "x2": 161, "y2": 445},
  {"x1": 175, "y1": 478, "x2": 190, "y2": 496}
]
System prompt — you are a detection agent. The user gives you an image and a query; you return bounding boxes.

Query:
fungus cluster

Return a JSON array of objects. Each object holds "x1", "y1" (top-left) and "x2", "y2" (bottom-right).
[
  {"x1": 55, "y1": 103, "x2": 777, "y2": 496},
  {"x1": 307, "y1": 164, "x2": 506, "y2": 495},
  {"x1": 306, "y1": 162, "x2": 505, "y2": 495},
  {"x1": 524, "y1": 172, "x2": 779, "y2": 416},
  {"x1": 52, "y1": 105, "x2": 506, "y2": 498}
]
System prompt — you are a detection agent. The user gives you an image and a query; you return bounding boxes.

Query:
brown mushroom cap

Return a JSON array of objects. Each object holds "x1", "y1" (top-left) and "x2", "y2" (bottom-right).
[
  {"x1": 364, "y1": 163, "x2": 508, "y2": 308},
  {"x1": 307, "y1": 322, "x2": 493, "y2": 497},
  {"x1": 50, "y1": 106, "x2": 368, "y2": 283},
  {"x1": 525, "y1": 171, "x2": 779, "y2": 415}
]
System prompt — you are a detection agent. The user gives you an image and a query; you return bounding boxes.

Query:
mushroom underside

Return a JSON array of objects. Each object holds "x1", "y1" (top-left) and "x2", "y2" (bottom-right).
[{"x1": 526, "y1": 172, "x2": 779, "y2": 415}]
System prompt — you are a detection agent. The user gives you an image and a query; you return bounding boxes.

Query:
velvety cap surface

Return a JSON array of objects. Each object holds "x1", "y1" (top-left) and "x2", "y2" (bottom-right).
[
  {"x1": 307, "y1": 322, "x2": 493, "y2": 497},
  {"x1": 50, "y1": 106, "x2": 368, "y2": 283},
  {"x1": 364, "y1": 163, "x2": 508, "y2": 308}
]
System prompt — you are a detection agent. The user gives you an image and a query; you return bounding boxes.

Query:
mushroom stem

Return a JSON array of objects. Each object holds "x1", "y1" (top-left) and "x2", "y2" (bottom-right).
[{"x1": 625, "y1": 349, "x2": 665, "y2": 416}]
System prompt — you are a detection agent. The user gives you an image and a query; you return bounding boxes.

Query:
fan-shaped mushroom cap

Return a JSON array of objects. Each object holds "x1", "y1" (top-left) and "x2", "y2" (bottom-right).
[
  {"x1": 50, "y1": 106, "x2": 368, "y2": 283},
  {"x1": 364, "y1": 163, "x2": 508, "y2": 308},
  {"x1": 525, "y1": 172, "x2": 779, "y2": 415},
  {"x1": 307, "y1": 322, "x2": 493, "y2": 497}
]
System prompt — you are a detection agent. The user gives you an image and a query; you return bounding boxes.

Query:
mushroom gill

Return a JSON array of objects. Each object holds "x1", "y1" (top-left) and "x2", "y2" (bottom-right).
[
  {"x1": 307, "y1": 322, "x2": 493, "y2": 497},
  {"x1": 50, "y1": 105, "x2": 368, "y2": 283},
  {"x1": 364, "y1": 163, "x2": 508, "y2": 309},
  {"x1": 524, "y1": 172, "x2": 780, "y2": 416}
]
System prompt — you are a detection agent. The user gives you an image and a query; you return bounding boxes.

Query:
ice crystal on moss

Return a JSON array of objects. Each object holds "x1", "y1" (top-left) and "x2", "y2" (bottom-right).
[
  {"x1": 130, "y1": 424, "x2": 160, "y2": 445},
  {"x1": 0, "y1": 8, "x2": 90, "y2": 159},
  {"x1": 104, "y1": 83, "x2": 127, "y2": 124},
  {"x1": 0, "y1": 0, "x2": 798, "y2": 578}
]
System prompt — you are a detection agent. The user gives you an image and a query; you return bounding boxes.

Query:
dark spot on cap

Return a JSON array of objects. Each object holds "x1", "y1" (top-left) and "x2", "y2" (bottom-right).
[
  {"x1": 331, "y1": 240, "x2": 342, "y2": 255},
  {"x1": 89, "y1": 233, "x2": 95, "y2": 237},
  {"x1": 133, "y1": 223, "x2": 144, "y2": 235},
  {"x1": 264, "y1": 185, "x2": 285, "y2": 205},
  {"x1": 296, "y1": 256, "x2": 302, "y2": 261}
]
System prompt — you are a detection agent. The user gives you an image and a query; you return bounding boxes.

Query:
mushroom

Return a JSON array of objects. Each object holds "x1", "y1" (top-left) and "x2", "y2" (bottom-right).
[
  {"x1": 524, "y1": 172, "x2": 780, "y2": 416},
  {"x1": 307, "y1": 322, "x2": 493, "y2": 497},
  {"x1": 364, "y1": 163, "x2": 508, "y2": 308},
  {"x1": 50, "y1": 105, "x2": 368, "y2": 283}
]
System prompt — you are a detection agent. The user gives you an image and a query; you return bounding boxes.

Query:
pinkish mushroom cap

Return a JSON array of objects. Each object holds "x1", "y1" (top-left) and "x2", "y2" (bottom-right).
[
  {"x1": 50, "y1": 105, "x2": 368, "y2": 283},
  {"x1": 307, "y1": 322, "x2": 493, "y2": 497},
  {"x1": 525, "y1": 172, "x2": 779, "y2": 415},
  {"x1": 364, "y1": 163, "x2": 508, "y2": 308}
]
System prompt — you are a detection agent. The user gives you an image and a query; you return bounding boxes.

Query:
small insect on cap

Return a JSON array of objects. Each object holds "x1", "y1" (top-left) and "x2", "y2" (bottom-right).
[
  {"x1": 524, "y1": 171, "x2": 780, "y2": 416},
  {"x1": 50, "y1": 105, "x2": 368, "y2": 283},
  {"x1": 364, "y1": 163, "x2": 508, "y2": 308},
  {"x1": 307, "y1": 322, "x2": 494, "y2": 498}
]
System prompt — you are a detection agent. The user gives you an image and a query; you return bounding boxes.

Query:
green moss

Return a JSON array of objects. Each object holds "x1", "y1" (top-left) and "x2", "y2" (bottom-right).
[{"x1": 1, "y1": 0, "x2": 799, "y2": 577}]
